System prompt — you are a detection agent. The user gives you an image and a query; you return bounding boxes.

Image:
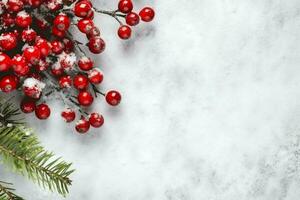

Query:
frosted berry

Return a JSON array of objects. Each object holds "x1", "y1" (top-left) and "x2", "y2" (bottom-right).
[
  {"x1": 75, "y1": 116, "x2": 90, "y2": 133},
  {"x1": 73, "y1": 74, "x2": 89, "y2": 90},
  {"x1": 36, "y1": 38, "x2": 51, "y2": 57},
  {"x1": 51, "y1": 40, "x2": 64, "y2": 54},
  {"x1": 20, "y1": 99, "x2": 36, "y2": 113},
  {"x1": 0, "y1": 53, "x2": 12, "y2": 72},
  {"x1": 105, "y1": 90, "x2": 121, "y2": 106},
  {"x1": 45, "y1": 0, "x2": 63, "y2": 11},
  {"x1": 23, "y1": 78, "x2": 45, "y2": 99},
  {"x1": 88, "y1": 37, "x2": 105, "y2": 54},
  {"x1": 11, "y1": 55, "x2": 30, "y2": 76},
  {"x1": 61, "y1": 108, "x2": 76, "y2": 122},
  {"x1": 0, "y1": 32, "x2": 17, "y2": 51},
  {"x1": 52, "y1": 27, "x2": 66, "y2": 38},
  {"x1": 74, "y1": 1, "x2": 92, "y2": 18},
  {"x1": 77, "y1": 91, "x2": 93, "y2": 106},
  {"x1": 139, "y1": 7, "x2": 155, "y2": 22},
  {"x1": 15, "y1": 11, "x2": 32, "y2": 28},
  {"x1": 77, "y1": 19, "x2": 94, "y2": 34},
  {"x1": 2, "y1": 13, "x2": 15, "y2": 27},
  {"x1": 35, "y1": 59, "x2": 49, "y2": 72},
  {"x1": 51, "y1": 63, "x2": 64, "y2": 76},
  {"x1": 118, "y1": 25, "x2": 132, "y2": 40},
  {"x1": 89, "y1": 113, "x2": 104, "y2": 128},
  {"x1": 35, "y1": 103, "x2": 51, "y2": 120},
  {"x1": 126, "y1": 12, "x2": 140, "y2": 26},
  {"x1": 7, "y1": 0, "x2": 24, "y2": 12},
  {"x1": 28, "y1": 0, "x2": 43, "y2": 7},
  {"x1": 0, "y1": 75, "x2": 18, "y2": 93},
  {"x1": 21, "y1": 29, "x2": 37, "y2": 43},
  {"x1": 59, "y1": 75, "x2": 72, "y2": 88},
  {"x1": 78, "y1": 57, "x2": 93, "y2": 71},
  {"x1": 118, "y1": 0, "x2": 133, "y2": 13},
  {"x1": 86, "y1": 26, "x2": 100, "y2": 39},
  {"x1": 53, "y1": 14, "x2": 71, "y2": 31},
  {"x1": 23, "y1": 46, "x2": 41, "y2": 64},
  {"x1": 88, "y1": 68, "x2": 103, "y2": 84}
]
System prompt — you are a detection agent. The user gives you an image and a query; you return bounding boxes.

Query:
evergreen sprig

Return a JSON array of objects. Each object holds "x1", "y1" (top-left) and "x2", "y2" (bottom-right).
[
  {"x1": 0, "y1": 97, "x2": 24, "y2": 127},
  {"x1": 0, "y1": 181, "x2": 23, "y2": 200},
  {"x1": 0, "y1": 126, "x2": 74, "y2": 196}
]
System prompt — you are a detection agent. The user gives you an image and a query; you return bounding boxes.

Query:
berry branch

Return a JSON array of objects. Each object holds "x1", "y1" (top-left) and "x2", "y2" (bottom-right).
[{"x1": 0, "y1": 0, "x2": 155, "y2": 133}]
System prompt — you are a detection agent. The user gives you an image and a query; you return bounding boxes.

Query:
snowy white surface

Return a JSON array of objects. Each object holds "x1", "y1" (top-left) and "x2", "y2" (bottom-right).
[{"x1": 3, "y1": 0, "x2": 300, "y2": 199}]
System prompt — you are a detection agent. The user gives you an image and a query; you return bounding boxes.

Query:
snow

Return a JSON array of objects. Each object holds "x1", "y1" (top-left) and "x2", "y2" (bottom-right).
[
  {"x1": 23, "y1": 77, "x2": 45, "y2": 92},
  {"x1": 4, "y1": 0, "x2": 300, "y2": 200},
  {"x1": 16, "y1": 11, "x2": 29, "y2": 18}
]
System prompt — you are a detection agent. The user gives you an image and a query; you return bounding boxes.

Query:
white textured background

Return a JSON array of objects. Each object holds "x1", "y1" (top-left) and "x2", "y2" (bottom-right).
[{"x1": 3, "y1": 0, "x2": 300, "y2": 199}]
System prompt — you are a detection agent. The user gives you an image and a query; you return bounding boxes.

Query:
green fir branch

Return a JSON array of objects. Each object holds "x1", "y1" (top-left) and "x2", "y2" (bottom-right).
[
  {"x1": 0, "y1": 97, "x2": 24, "y2": 127},
  {"x1": 0, "y1": 126, "x2": 74, "y2": 196},
  {"x1": 0, "y1": 181, "x2": 23, "y2": 200}
]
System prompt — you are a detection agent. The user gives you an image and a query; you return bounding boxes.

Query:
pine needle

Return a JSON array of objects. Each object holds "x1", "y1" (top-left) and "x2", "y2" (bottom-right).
[{"x1": 0, "y1": 126, "x2": 74, "y2": 196}]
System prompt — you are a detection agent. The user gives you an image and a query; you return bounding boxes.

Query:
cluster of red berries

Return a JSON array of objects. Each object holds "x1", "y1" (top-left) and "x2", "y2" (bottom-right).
[
  {"x1": 116, "y1": 0, "x2": 155, "y2": 39},
  {"x1": 0, "y1": 0, "x2": 155, "y2": 133}
]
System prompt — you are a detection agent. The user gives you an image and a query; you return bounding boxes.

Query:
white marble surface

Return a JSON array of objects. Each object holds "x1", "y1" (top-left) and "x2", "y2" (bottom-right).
[{"x1": 3, "y1": 0, "x2": 300, "y2": 199}]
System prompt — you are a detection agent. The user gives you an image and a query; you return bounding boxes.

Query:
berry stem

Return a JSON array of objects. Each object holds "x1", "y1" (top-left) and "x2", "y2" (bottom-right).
[
  {"x1": 93, "y1": 8, "x2": 123, "y2": 25},
  {"x1": 66, "y1": 31, "x2": 86, "y2": 56}
]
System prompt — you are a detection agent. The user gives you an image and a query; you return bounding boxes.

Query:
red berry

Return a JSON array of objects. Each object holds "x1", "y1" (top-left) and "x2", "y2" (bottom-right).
[
  {"x1": 59, "y1": 75, "x2": 72, "y2": 88},
  {"x1": 118, "y1": 25, "x2": 131, "y2": 40},
  {"x1": 88, "y1": 37, "x2": 105, "y2": 54},
  {"x1": 75, "y1": 116, "x2": 90, "y2": 133},
  {"x1": 36, "y1": 38, "x2": 51, "y2": 57},
  {"x1": 78, "y1": 56, "x2": 93, "y2": 71},
  {"x1": 52, "y1": 27, "x2": 66, "y2": 38},
  {"x1": 11, "y1": 55, "x2": 29, "y2": 76},
  {"x1": 0, "y1": 53, "x2": 12, "y2": 72},
  {"x1": 23, "y1": 77, "x2": 45, "y2": 99},
  {"x1": 73, "y1": 74, "x2": 89, "y2": 90},
  {"x1": 53, "y1": 14, "x2": 70, "y2": 31},
  {"x1": 15, "y1": 11, "x2": 32, "y2": 28},
  {"x1": 77, "y1": 91, "x2": 93, "y2": 106},
  {"x1": 105, "y1": 90, "x2": 121, "y2": 106},
  {"x1": 86, "y1": 26, "x2": 100, "y2": 39},
  {"x1": 0, "y1": 75, "x2": 18, "y2": 93},
  {"x1": 88, "y1": 68, "x2": 103, "y2": 84},
  {"x1": 45, "y1": 0, "x2": 63, "y2": 11},
  {"x1": 77, "y1": 19, "x2": 94, "y2": 34},
  {"x1": 20, "y1": 98, "x2": 36, "y2": 113},
  {"x1": 23, "y1": 46, "x2": 41, "y2": 64},
  {"x1": 7, "y1": 0, "x2": 23, "y2": 12},
  {"x1": 61, "y1": 108, "x2": 76, "y2": 122},
  {"x1": 2, "y1": 13, "x2": 15, "y2": 28},
  {"x1": 51, "y1": 40, "x2": 64, "y2": 54},
  {"x1": 126, "y1": 12, "x2": 140, "y2": 26},
  {"x1": 62, "y1": 37, "x2": 74, "y2": 53},
  {"x1": 36, "y1": 18, "x2": 49, "y2": 31},
  {"x1": 28, "y1": 0, "x2": 43, "y2": 7},
  {"x1": 118, "y1": 0, "x2": 133, "y2": 13},
  {"x1": 35, "y1": 103, "x2": 51, "y2": 120},
  {"x1": 21, "y1": 29, "x2": 37, "y2": 43},
  {"x1": 35, "y1": 59, "x2": 49, "y2": 72},
  {"x1": 0, "y1": 32, "x2": 17, "y2": 51},
  {"x1": 86, "y1": 10, "x2": 94, "y2": 19},
  {"x1": 89, "y1": 113, "x2": 104, "y2": 128},
  {"x1": 74, "y1": 1, "x2": 92, "y2": 18},
  {"x1": 139, "y1": 7, "x2": 155, "y2": 22},
  {"x1": 51, "y1": 63, "x2": 64, "y2": 76}
]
